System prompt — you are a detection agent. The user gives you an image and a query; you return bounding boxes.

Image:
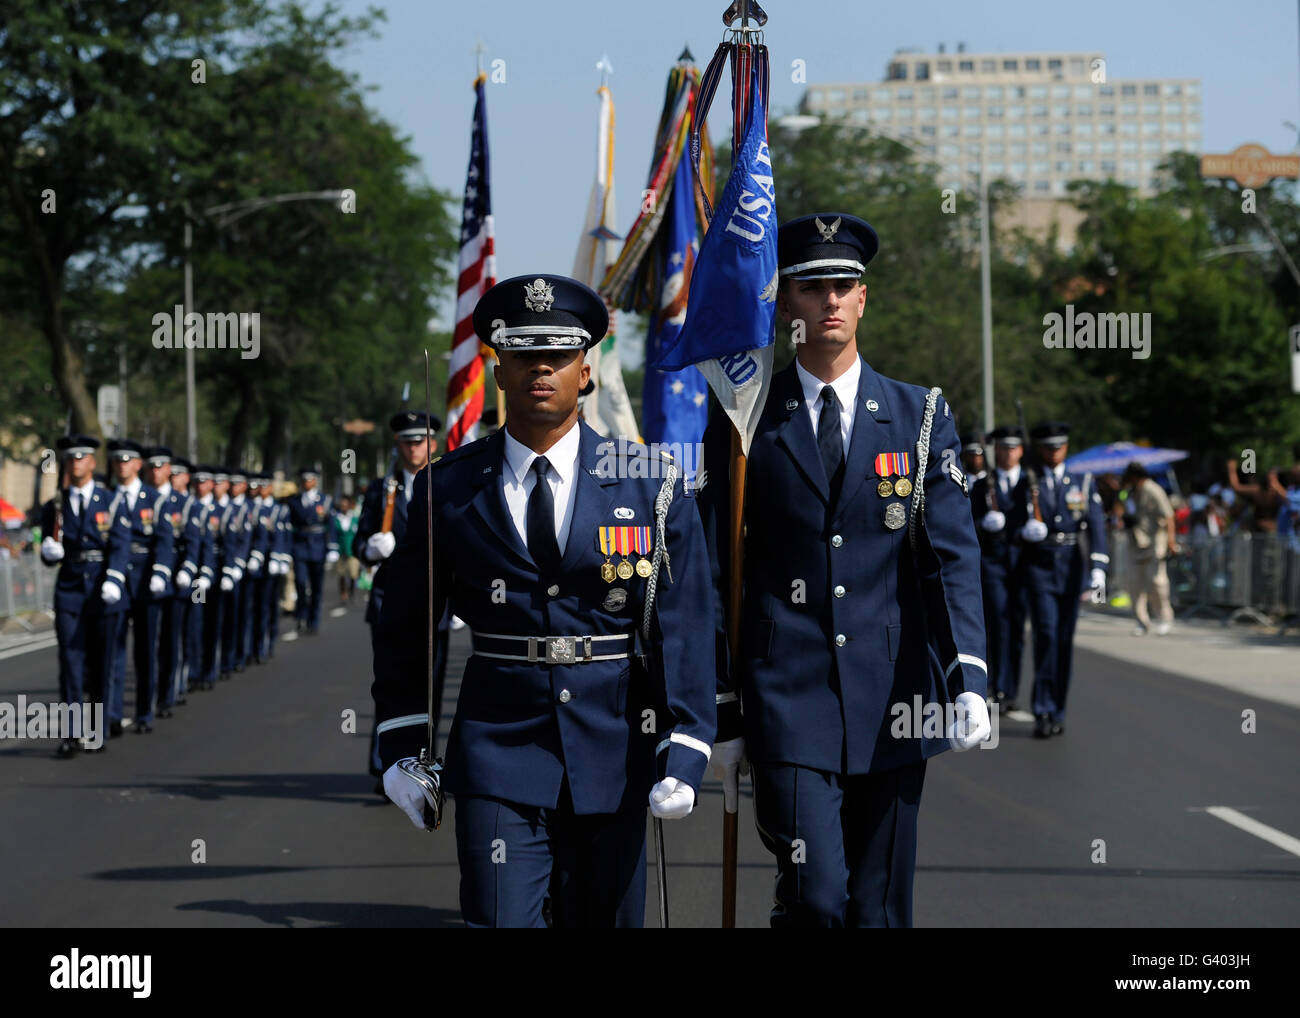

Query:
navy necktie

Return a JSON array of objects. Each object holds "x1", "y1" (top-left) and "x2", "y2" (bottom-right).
[
  {"x1": 816, "y1": 385, "x2": 844, "y2": 495},
  {"x1": 526, "y1": 456, "x2": 561, "y2": 574}
]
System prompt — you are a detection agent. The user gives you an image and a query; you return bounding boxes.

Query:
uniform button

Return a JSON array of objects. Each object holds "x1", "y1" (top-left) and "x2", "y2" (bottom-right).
[
  {"x1": 559, "y1": 689, "x2": 572, "y2": 704},
  {"x1": 547, "y1": 584, "x2": 560, "y2": 597},
  {"x1": 835, "y1": 634, "x2": 846, "y2": 647},
  {"x1": 833, "y1": 585, "x2": 845, "y2": 598},
  {"x1": 831, "y1": 534, "x2": 843, "y2": 547}
]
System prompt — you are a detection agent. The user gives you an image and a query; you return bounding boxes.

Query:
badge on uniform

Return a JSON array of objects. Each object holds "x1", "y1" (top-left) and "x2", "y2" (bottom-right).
[
  {"x1": 95, "y1": 511, "x2": 109, "y2": 533},
  {"x1": 315, "y1": 503, "x2": 325, "y2": 519},
  {"x1": 171, "y1": 511, "x2": 183, "y2": 537},
  {"x1": 599, "y1": 525, "x2": 652, "y2": 582},
  {"x1": 140, "y1": 507, "x2": 154, "y2": 534},
  {"x1": 874, "y1": 451, "x2": 913, "y2": 498}
]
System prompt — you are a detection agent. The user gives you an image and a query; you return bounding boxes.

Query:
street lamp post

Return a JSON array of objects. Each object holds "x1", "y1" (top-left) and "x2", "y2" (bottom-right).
[{"x1": 181, "y1": 190, "x2": 345, "y2": 462}]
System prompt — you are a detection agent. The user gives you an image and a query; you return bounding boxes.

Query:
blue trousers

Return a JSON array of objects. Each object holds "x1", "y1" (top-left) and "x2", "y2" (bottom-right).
[
  {"x1": 201, "y1": 582, "x2": 224, "y2": 683},
  {"x1": 981, "y1": 555, "x2": 1027, "y2": 700},
  {"x1": 250, "y1": 575, "x2": 271, "y2": 660},
  {"x1": 221, "y1": 582, "x2": 246, "y2": 672},
  {"x1": 182, "y1": 596, "x2": 204, "y2": 695},
  {"x1": 265, "y1": 574, "x2": 283, "y2": 654},
  {"x1": 752, "y1": 760, "x2": 927, "y2": 928},
  {"x1": 1025, "y1": 546, "x2": 1084, "y2": 722},
  {"x1": 158, "y1": 596, "x2": 186, "y2": 708},
  {"x1": 453, "y1": 783, "x2": 647, "y2": 928},
  {"x1": 54, "y1": 598, "x2": 98, "y2": 706},
  {"x1": 294, "y1": 558, "x2": 325, "y2": 630}
]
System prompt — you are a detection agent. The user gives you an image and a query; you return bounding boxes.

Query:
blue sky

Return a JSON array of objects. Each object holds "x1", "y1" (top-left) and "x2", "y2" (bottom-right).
[{"x1": 325, "y1": 0, "x2": 1300, "y2": 339}]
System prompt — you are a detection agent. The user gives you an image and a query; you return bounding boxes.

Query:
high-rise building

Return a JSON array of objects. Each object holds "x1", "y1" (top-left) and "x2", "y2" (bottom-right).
[{"x1": 800, "y1": 48, "x2": 1202, "y2": 199}]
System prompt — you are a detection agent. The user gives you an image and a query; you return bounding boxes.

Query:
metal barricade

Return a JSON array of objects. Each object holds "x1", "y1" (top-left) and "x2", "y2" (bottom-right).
[{"x1": 0, "y1": 554, "x2": 56, "y2": 621}]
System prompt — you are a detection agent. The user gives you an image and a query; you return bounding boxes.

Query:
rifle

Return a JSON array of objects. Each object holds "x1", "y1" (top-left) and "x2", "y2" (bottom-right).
[
  {"x1": 52, "y1": 455, "x2": 67, "y2": 544},
  {"x1": 1015, "y1": 399, "x2": 1043, "y2": 523},
  {"x1": 380, "y1": 382, "x2": 412, "y2": 534}
]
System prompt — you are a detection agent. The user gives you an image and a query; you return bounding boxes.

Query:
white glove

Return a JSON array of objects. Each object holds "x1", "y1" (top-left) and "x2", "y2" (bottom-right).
[
  {"x1": 196, "y1": 576, "x2": 211, "y2": 592},
  {"x1": 980, "y1": 511, "x2": 1006, "y2": 533},
  {"x1": 41, "y1": 537, "x2": 65, "y2": 562},
  {"x1": 1020, "y1": 519, "x2": 1049, "y2": 543},
  {"x1": 383, "y1": 763, "x2": 428, "y2": 830},
  {"x1": 100, "y1": 580, "x2": 122, "y2": 605},
  {"x1": 366, "y1": 531, "x2": 397, "y2": 560},
  {"x1": 231, "y1": 566, "x2": 243, "y2": 582},
  {"x1": 220, "y1": 575, "x2": 234, "y2": 592},
  {"x1": 149, "y1": 575, "x2": 167, "y2": 595},
  {"x1": 270, "y1": 560, "x2": 284, "y2": 575},
  {"x1": 709, "y1": 738, "x2": 749, "y2": 814},
  {"x1": 1090, "y1": 567, "x2": 1106, "y2": 604},
  {"x1": 176, "y1": 570, "x2": 192, "y2": 588},
  {"x1": 325, "y1": 550, "x2": 340, "y2": 564},
  {"x1": 948, "y1": 690, "x2": 992, "y2": 751},
  {"x1": 649, "y1": 776, "x2": 695, "y2": 820},
  {"x1": 247, "y1": 556, "x2": 261, "y2": 575}
]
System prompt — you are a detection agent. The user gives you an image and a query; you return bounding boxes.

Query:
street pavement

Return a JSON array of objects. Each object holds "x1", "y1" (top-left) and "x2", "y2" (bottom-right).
[{"x1": 1, "y1": 595, "x2": 1297, "y2": 927}]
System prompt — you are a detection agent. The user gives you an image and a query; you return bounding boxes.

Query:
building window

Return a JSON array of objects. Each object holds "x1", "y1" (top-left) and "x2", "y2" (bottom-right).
[
  {"x1": 1167, "y1": 101, "x2": 1183, "y2": 115},
  {"x1": 982, "y1": 60, "x2": 996, "y2": 73},
  {"x1": 988, "y1": 161, "x2": 1005, "y2": 173},
  {"x1": 1032, "y1": 161, "x2": 1050, "y2": 174},
  {"x1": 1052, "y1": 85, "x2": 1071, "y2": 98},
  {"x1": 1164, "y1": 83, "x2": 1182, "y2": 96},
  {"x1": 1056, "y1": 141, "x2": 1072, "y2": 153},
  {"x1": 1100, "y1": 160, "x2": 1116, "y2": 173},
  {"x1": 918, "y1": 87, "x2": 935, "y2": 101},
  {"x1": 1053, "y1": 180, "x2": 1069, "y2": 195},
  {"x1": 1033, "y1": 179, "x2": 1050, "y2": 192},
  {"x1": 962, "y1": 86, "x2": 981, "y2": 100},
  {"x1": 1032, "y1": 104, "x2": 1049, "y2": 117},
  {"x1": 1166, "y1": 121, "x2": 1183, "y2": 135},
  {"x1": 1048, "y1": 58, "x2": 1062, "y2": 71},
  {"x1": 964, "y1": 125, "x2": 982, "y2": 137},
  {"x1": 1120, "y1": 122, "x2": 1138, "y2": 135},
  {"x1": 1056, "y1": 160, "x2": 1071, "y2": 172},
  {"x1": 1186, "y1": 83, "x2": 1200, "y2": 96},
  {"x1": 941, "y1": 106, "x2": 958, "y2": 119},
  {"x1": 1075, "y1": 85, "x2": 1093, "y2": 98},
  {"x1": 873, "y1": 89, "x2": 892, "y2": 103},
  {"x1": 1121, "y1": 84, "x2": 1136, "y2": 96},
  {"x1": 986, "y1": 124, "x2": 1005, "y2": 137},
  {"x1": 1008, "y1": 124, "x2": 1027, "y2": 137},
  {"x1": 918, "y1": 106, "x2": 936, "y2": 119},
  {"x1": 989, "y1": 142, "x2": 1005, "y2": 155},
  {"x1": 941, "y1": 143, "x2": 960, "y2": 156},
  {"x1": 967, "y1": 143, "x2": 982, "y2": 156},
  {"x1": 1053, "y1": 105, "x2": 1072, "y2": 118},
  {"x1": 921, "y1": 124, "x2": 937, "y2": 136},
  {"x1": 897, "y1": 88, "x2": 913, "y2": 101},
  {"x1": 1075, "y1": 123, "x2": 1093, "y2": 136},
  {"x1": 1121, "y1": 160, "x2": 1138, "y2": 173},
  {"x1": 888, "y1": 63, "x2": 907, "y2": 80},
  {"x1": 1120, "y1": 103, "x2": 1137, "y2": 116},
  {"x1": 1031, "y1": 143, "x2": 1049, "y2": 156},
  {"x1": 1007, "y1": 105, "x2": 1025, "y2": 119},
  {"x1": 1142, "y1": 122, "x2": 1160, "y2": 135},
  {"x1": 1142, "y1": 139, "x2": 1159, "y2": 152},
  {"x1": 943, "y1": 124, "x2": 959, "y2": 137},
  {"x1": 1029, "y1": 85, "x2": 1048, "y2": 99},
  {"x1": 1143, "y1": 83, "x2": 1159, "y2": 96},
  {"x1": 1098, "y1": 84, "x2": 1115, "y2": 96},
  {"x1": 1076, "y1": 105, "x2": 1093, "y2": 116},
  {"x1": 1003, "y1": 59, "x2": 1019, "y2": 72},
  {"x1": 1142, "y1": 103, "x2": 1160, "y2": 116},
  {"x1": 1078, "y1": 160, "x2": 1095, "y2": 173},
  {"x1": 916, "y1": 62, "x2": 930, "y2": 80},
  {"x1": 964, "y1": 105, "x2": 981, "y2": 118},
  {"x1": 942, "y1": 86, "x2": 958, "y2": 99},
  {"x1": 1121, "y1": 140, "x2": 1138, "y2": 153},
  {"x1": 896, "y1": 105, "x2": 915, "y2": 119},
  {"x1": 1076, "y1": 141, "x2": 1093, "y2": 154},
  {"x1": 1100, "y1": 123, "x2": 1116, "y2": 135},
  {"x1": 1032, "y1": 124, "x2": 1051, "y2": 136},
  {"x1": 1010, "y1": 142, "x2": 1027, "y2": 154},
  {"x1": 985, "y1": 86, "x2": 1004, "y2": 100},
  {"x1": 987, "y1": 105, "x2": 1004, "y2": 118},
  {"x1": 1009, "y1": 162, "x2": 1027, "y2": 177},
  {"x1": 1099, "y1": 141, "x2": 1117, "y2": 154},
  {"x1": 1010, "y1": 85, "x2": 1026, "y2": 99},
  {"x1": 959, "y1": 60, "x2": 974, "y2": 72},
  {"x1": 1187, "y1": 124, "x2": 1201, "y2": 136},
  {"x1": 1025, "y1": 58, "x2": 1041, "y2": 71},
  {"x1": 872, "y1": 108, "x2": 892, "y2": 121},
  {"x1": 1055, "y1": 122, "x2": 1072, "y2": 135}
]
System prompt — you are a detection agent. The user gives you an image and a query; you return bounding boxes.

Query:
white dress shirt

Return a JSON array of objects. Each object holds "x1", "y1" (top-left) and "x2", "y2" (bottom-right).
[
  {"x1": 120, "y1": 477, "x2": 142, "y2": 511},
  {"x1": 997, "y1": 464, "x2": 1022, "y2": 496},
  {"x1": 69, "y1": 479, "x2": 95, "y2": 516},
  {"x1": 795, "y1": 356, "x2": 860, "y2": 453},
  {"x1": 403, "y1": 469, "x2": 417, "y2": 504},
  {"x1": 156, "y1": 481, "x2": 172, "y2": 498},
  {"x1": 502, "y1": 420, "x2": 582, "y2": 556}
]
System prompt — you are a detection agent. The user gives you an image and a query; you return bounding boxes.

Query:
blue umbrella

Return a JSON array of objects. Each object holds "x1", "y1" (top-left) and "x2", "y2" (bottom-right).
[{"x1": 1064, "y1": 442, "x2": 1189, "y2": 475}]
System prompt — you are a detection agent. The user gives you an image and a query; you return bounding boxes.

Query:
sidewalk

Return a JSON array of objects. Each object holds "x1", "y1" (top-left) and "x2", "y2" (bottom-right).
[{"x1": 1074, "y1": 607, "x2": 1300, "y2": 709}]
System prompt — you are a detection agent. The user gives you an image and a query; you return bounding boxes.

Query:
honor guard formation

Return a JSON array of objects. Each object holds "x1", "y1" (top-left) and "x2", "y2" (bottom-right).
[
  {"x1": 39, "y1": 439, "x2": 339, "y2": 756},
  {"x1": 34, "y1": 218, "x2": 1122, "y2": 927}
]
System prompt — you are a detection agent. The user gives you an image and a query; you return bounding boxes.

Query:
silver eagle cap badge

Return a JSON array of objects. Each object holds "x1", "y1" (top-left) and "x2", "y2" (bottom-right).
[
  {"x1": 523, "y1": 277, "x2": 555, "y2": 313},
  {"x1": 815, "y1": 216, "x2": 841, "y2": 242}
]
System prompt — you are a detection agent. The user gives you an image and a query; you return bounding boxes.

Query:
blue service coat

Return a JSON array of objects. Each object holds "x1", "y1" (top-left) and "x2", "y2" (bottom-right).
[
  {"x1": 107, "y1": 484, "x2": 175, "y2": 613},
  {"x1": 372, "y1": 422, "x2": 717, "y2": 815},
  {"x1": 698, "y1": 356, "x2": 988, "y2": 776},
  {"x1": 39, "y1": 485, "x2": 132, "y2": 608},
  {"x1": 287, "y1": 492, "x2": 337, "y2": 564},
  {"x1": 355, "y1": 472, "x2": 409, "y2": 625}
]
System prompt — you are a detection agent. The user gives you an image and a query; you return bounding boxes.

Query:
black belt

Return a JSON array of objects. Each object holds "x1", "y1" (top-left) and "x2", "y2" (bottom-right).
[
  {"x1": 471, "y1": 631, "x2": 632, "y2": 664},
  {"x1": 1037, "y1": 532, "x2": 1078, "y2": 546},
  {"x1": 72, "y1": 550, "x2": 103, "y2": 563},
  {"x1": 301, "y1": 525, "x2": 326, "y2": 535},
  {"x1": 130, "y1": 543, "x2": 151, "y2": 555}
]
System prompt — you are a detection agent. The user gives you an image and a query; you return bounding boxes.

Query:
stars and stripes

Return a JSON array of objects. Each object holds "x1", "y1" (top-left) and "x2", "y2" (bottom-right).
[{"x1": 448, "y1": 74, "x2": 496, "y2": 451}]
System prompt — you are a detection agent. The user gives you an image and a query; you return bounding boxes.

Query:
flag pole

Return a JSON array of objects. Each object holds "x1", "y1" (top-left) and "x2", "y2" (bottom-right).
[{"x1": 719, "y1": 0, "x2": 766, "y2": 931}]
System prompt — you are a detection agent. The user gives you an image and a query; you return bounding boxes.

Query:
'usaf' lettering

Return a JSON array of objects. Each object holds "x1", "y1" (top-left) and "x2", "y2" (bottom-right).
[{"x1": 724, "y1": 142, "x2": 775, "y2": 242}]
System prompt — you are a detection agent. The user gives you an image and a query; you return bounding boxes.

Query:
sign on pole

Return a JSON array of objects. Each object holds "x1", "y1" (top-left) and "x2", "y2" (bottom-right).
[
  {"x1": 1199, "y1": 144, "x2": 1300, "y2": 188},
  {"x1": 97, "y1": 385, "x2": 122, "y2": 437}
]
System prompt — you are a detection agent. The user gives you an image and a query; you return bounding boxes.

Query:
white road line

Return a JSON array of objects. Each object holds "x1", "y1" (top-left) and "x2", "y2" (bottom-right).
[
  {"x1": 1206, "y1": 806, "x2": 1300, "y2": 859},
  {"x1": 0, "y1": 636, "x2": 60, "y2": 661}
]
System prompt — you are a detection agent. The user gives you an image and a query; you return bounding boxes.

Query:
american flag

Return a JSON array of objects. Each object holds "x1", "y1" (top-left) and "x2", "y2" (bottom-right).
[{"x1": 447, "y1": 75, "x2": 496, "y2": 451}]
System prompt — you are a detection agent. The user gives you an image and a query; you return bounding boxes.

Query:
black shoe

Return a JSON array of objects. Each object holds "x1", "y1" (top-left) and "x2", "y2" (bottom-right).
[
  {"x1": 296, "y1": 621, "x2": 305, "y2": 635},
  {"x1": 134, "y1": 722, "x2": 153, "y2": 734},
  {"x1": 109, "y1": 720, "x2": 124, "y2": 738},
  {"x1": 157, "y1": 708, "x2": 174, "y2": 719},
  {"x1": 993, "y1": 690, "x2": 1008, "y2": 708},
  {"x1": 235, "y1": 663, "x2": 246, "y2": 673},
  {"x1": 307, "y1": 626, "x2": 319, "y2": 636},
  {"x1": 219, "y1": 671, "x2": 232, "y2": 681},
  {"x1": 56, "y1": 739, "x2": 80, "y2": 759},
  {"x1": 374, "y1": 779, "x2": 386, "y2": 797},
  {"x1": 1051, "y1": 722, "x2": 1065, "y2": 736},
  {"x1": 1033, "y1": 714, "x2": 1053, "y2": 739}
]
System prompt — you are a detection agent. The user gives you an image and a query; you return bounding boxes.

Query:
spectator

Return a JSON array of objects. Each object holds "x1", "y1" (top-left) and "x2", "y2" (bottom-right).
[
  {"x1": 1277, "y1": 470, "x2": 1300, "y2": 550},
  {"x1": 333, "y1": 494, "x2": 360, "y2": 605},
  {"x1": 1123, "y1": 461, "x2": 1180, "y2": 636}
]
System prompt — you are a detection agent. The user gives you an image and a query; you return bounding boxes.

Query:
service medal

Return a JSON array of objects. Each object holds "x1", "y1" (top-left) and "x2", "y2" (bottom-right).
[
  {"x1": 894, "y1": 477, "x2": 913, "y2": 497},
  {"x1": 884, "y1": 502, "x2": 906, "y2": 530},
  {"x1": 601, "y1": 561, "x2": 617, "y2": 583},
  {"x1": 617, "y1": 560, "x2": 635, "y2": 580},
  {"x1": 598, "y1": 526, "x2": 618, "y2": 582},
  {"x1": 877, "y1": 479, "x2": 894, "y2": 498},
  {"x1": 635, "y1": 557, "x2": 653, "y2": 578}
]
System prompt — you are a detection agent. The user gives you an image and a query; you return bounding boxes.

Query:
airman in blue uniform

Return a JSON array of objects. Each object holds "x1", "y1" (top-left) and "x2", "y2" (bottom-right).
[
  {"x1": 287, "y1": 468, "x2": 338, "y2": 635},
  {"x1": 970, "y1": 426, "x2": 1031, "y2": 710},
  {"x1": 1019, "y1": 422, "x2": 1109, "y2": 738},
  {"x1": 219, "y1": 471, "x2": 254, "y2": 676},
  {"x1": 102, "y1": 439, "x2": 175, "y2": 735},
  {"x1": 38, "y1": 435, "x2": 132, "y2": 757},
  {"x1": 264, "y1": 480, "x2": 293, "y2": 657},
  {"x1": 355, "y1": 410, "x2": 450, "y2": 784},
  {"x1": 375, "y1": 274, "x2": 716, "y2": 928},
  {"x1": 145, "y1": 448, "x2": 204, "y2": 716},
  {"x1": 247, "y1": 475, "x2": 277, "y2": 663},
  {"x1": 698, "y1": 213, "x2": 991, "y2": 928},
  {"x1": 198, "y1": 468, "x2": 232, "y2": 690}
]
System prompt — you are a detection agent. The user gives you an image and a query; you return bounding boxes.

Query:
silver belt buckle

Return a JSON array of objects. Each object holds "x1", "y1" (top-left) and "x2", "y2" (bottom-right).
[{"x1": 545, "y1": 636, "x2": 576, "y2": 664}]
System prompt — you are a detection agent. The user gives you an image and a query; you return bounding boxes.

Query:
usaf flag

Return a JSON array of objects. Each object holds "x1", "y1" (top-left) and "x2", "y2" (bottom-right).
[{"x1": 650, "y1": 63, "x2": 776, "y2": 454}]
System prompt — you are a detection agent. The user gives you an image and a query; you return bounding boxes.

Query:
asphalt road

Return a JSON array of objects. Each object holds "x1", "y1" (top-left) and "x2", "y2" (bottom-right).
[{"x1": 1, "y1": 594, "x2": 1296, "y2": 928}]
